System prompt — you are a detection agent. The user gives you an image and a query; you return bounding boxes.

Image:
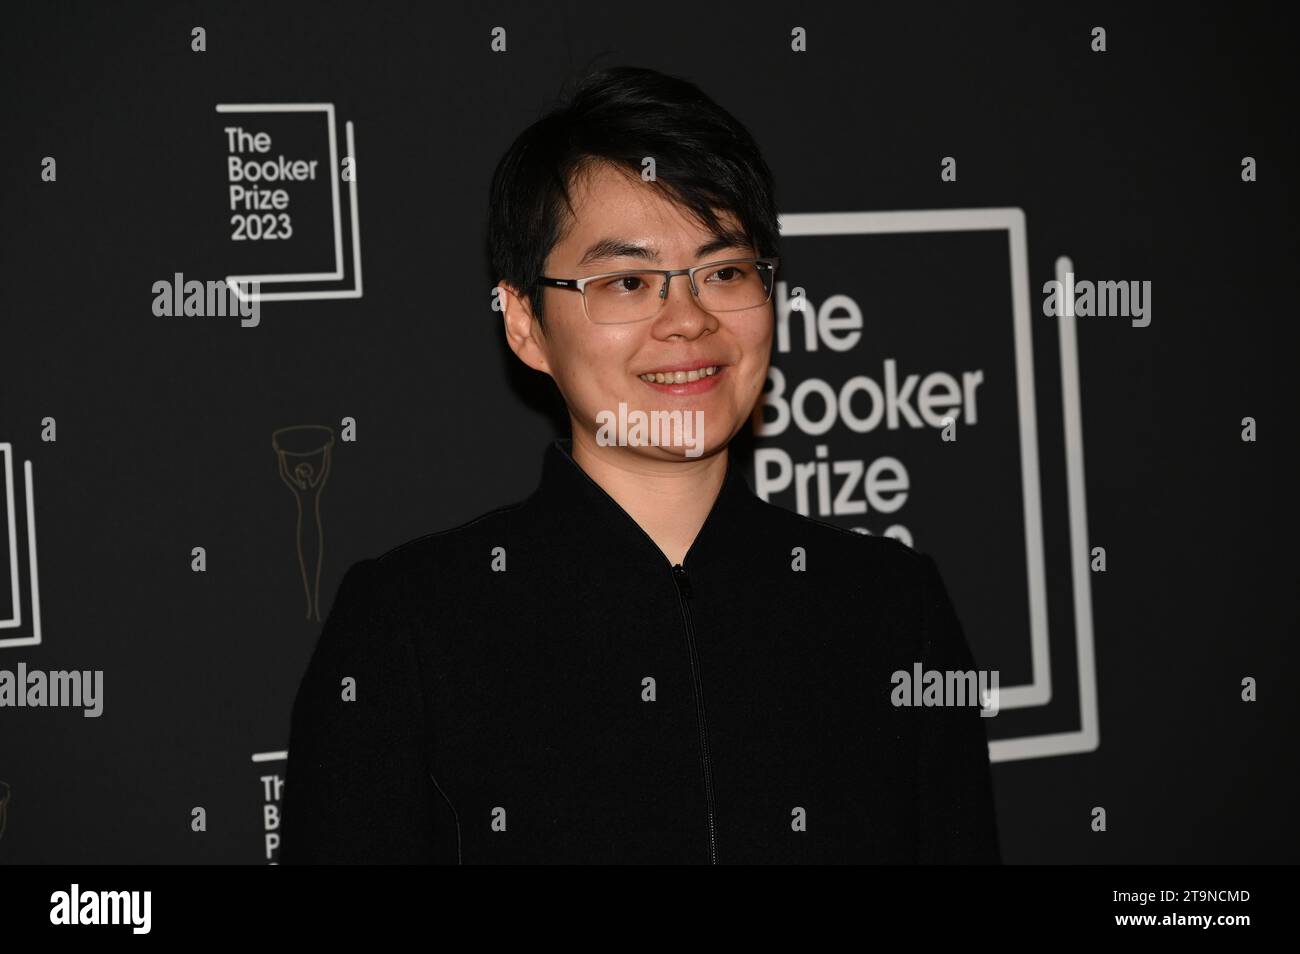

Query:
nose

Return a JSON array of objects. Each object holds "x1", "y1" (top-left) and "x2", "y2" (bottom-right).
[{"x1": 653, "y1": 271, "x2": 717, "y2": 337}]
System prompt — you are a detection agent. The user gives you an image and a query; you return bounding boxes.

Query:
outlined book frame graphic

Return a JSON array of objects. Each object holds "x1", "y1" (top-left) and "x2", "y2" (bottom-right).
[
  {"x1": 777, "y1": 208, "x2": 1099, "y2": 763},
  {"x1": 0, "y1": 443, "x2": 42, "y2": 649},
  {"x1": 215, "y1": 102, "x2": 364, "y2": 302}
]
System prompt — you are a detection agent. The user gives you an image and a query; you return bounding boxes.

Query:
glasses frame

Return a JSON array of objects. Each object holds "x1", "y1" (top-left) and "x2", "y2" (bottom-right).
[{"x1": 538, "y1": 256, "x2": 780, "y2": 325}]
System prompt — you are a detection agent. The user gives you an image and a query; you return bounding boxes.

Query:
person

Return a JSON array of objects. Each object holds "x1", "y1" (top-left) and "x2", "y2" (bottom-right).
[{"x1": 281, "y1": 65, "x2": 1000, "y2": 864}]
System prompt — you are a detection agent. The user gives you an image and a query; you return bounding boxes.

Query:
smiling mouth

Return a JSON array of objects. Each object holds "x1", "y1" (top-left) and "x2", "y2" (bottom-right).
[{"x1": 637, "y1": 365, "x2": 722, "y2": 384}]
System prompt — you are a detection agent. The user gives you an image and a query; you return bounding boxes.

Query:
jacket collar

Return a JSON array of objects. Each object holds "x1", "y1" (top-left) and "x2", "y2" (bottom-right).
[{"x1": 531, "y1": 437, "x2": 760, "y2": 571}]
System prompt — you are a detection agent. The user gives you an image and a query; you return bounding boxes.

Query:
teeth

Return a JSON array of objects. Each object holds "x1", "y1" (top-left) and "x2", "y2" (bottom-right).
[{"x1": 639, "y1": 365, "x2": 720, "y2": 384}]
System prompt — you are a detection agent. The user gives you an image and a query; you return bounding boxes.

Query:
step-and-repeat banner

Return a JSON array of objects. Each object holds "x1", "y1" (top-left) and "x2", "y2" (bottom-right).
[{"x1": 1, "y1": 1, "x2": 1294, "y2": 864}]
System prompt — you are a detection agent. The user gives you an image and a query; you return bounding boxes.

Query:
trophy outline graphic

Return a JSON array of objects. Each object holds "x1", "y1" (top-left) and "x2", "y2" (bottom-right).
[{"x1": 272, "y1": 425, "x2": 334, "y2": 622}]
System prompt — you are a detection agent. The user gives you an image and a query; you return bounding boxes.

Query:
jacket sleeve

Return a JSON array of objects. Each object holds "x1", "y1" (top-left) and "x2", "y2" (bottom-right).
[
  {"x1": 912, "y1": 551, "x2": 1002, "y2": 864},
  {"x1": 280, "y1": 558, "x2": 440, "y2": 864}
]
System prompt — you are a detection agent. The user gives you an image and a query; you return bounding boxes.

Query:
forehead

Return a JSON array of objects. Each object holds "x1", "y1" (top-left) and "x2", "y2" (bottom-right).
[{"x1": 554, "y1": 161, "x2": 748, "y2": 261}]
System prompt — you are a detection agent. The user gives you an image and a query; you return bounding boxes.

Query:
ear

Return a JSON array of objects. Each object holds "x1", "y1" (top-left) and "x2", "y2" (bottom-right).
[{"x1": 499, "y1": 281, "x2": 552, "y2": 375}]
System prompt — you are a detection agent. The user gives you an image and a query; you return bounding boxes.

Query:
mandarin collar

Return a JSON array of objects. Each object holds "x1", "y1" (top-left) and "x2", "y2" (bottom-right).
[{"x1": 532, "y1": 437, "x2": 760, "y2": 570}]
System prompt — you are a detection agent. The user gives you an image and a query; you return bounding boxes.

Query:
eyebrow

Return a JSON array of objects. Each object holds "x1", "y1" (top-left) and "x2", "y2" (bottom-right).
[{"x1": 576, "y1": 232, "x2": 752, "y2": 269}]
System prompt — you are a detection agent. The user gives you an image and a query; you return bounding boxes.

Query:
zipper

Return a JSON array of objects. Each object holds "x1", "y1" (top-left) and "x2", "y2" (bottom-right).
[{"x1": 672, "y1": 562, "x2": 718, "y2": 865}]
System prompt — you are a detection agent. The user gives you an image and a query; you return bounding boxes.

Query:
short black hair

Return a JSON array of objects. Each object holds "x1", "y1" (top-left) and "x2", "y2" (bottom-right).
[{"x1": 487, "y1": 65, "x2": 780, "y2": 327}]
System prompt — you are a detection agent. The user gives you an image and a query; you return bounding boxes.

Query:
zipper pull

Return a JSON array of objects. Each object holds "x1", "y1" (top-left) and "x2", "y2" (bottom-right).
[{"x1": 672, "y1": 563, "x2": 694, "y2": 599}]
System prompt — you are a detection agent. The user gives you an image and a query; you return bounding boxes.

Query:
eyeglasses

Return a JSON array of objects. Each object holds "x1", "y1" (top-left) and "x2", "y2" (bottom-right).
[{"x1": 538, "y1": 256, "x2": 779, "y2": 325}]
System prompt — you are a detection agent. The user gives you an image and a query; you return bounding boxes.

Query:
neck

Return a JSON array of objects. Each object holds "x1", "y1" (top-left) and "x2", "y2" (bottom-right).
[{"x1": 568, "y1": 424, "x2": 728, "y2": 567}]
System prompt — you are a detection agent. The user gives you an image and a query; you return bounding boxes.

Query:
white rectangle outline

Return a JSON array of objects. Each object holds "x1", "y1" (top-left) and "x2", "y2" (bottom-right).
[
  {"x1": 215, "y1": 103, "x2": 343, "y2": 283},
  {"x1": 777, "y1": 209, "x2": 1099, "y2": 761},
  {"x1": 215, "y1": 105, "x2": 364, "y2": 300},
  {"x1": 0, "y1": 444, "x2": 19, "y2": 628},
  {"x1": 0, "y1": 445, "x2": 42, "y2": 648}
]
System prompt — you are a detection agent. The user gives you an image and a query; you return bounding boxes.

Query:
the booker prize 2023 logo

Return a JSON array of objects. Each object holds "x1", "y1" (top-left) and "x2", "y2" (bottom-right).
[
  {"x1": 216, "y1": 103, "x2": 364, "y2": 305},
  {"x1": 754, "y1": 209, "x2": 1098, "y2": 763}
]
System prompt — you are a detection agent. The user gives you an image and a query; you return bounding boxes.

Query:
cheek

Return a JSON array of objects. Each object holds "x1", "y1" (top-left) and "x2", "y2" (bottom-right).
[
  {"x1": 552, "y1": 330, "x2": 640, "y2": 402},
  {"x1": 740, "y1": 346, "x2": 772, "y2": 404},
  {"x1": 736, "y1": 317, "x2": 773, "y2": 375}
]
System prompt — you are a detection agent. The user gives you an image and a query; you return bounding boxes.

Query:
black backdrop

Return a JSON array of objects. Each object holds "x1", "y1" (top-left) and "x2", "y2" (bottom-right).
[{"x1": 1, "y1": 0, "x2": 1296, "y2": 864}]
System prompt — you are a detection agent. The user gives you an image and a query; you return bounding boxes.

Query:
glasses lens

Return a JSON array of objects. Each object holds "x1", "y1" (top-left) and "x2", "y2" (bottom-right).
[
  {"x1": 696, "y1": 260, "x2": 776, "y2": 314},
  {"x1": 585, "y1": 271, "x2": 664, "y2": 324}
]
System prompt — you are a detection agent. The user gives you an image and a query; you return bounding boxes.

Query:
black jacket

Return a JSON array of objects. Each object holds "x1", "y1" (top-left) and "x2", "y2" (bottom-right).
[{"x1": 281, "y1": 438, "x2": 1001, "y2": 864}]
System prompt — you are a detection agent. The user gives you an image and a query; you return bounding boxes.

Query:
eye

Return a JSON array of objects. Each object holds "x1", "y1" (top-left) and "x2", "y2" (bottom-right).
[
  {"x1": 599, "y1": 274, "x2": 650, "y2": 294},
  {"x1": 705, "y1": 262, "x2": 752, "y2": 283}
]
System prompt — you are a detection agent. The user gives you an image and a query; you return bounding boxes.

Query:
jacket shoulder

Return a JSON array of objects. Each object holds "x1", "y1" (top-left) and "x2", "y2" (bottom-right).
[
  {"x1": 345, "y1": 497, "x2": 534, "y2": 595},
  {"x1": 744, "y1": 491, "x2": 931, "y2": 579}
]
